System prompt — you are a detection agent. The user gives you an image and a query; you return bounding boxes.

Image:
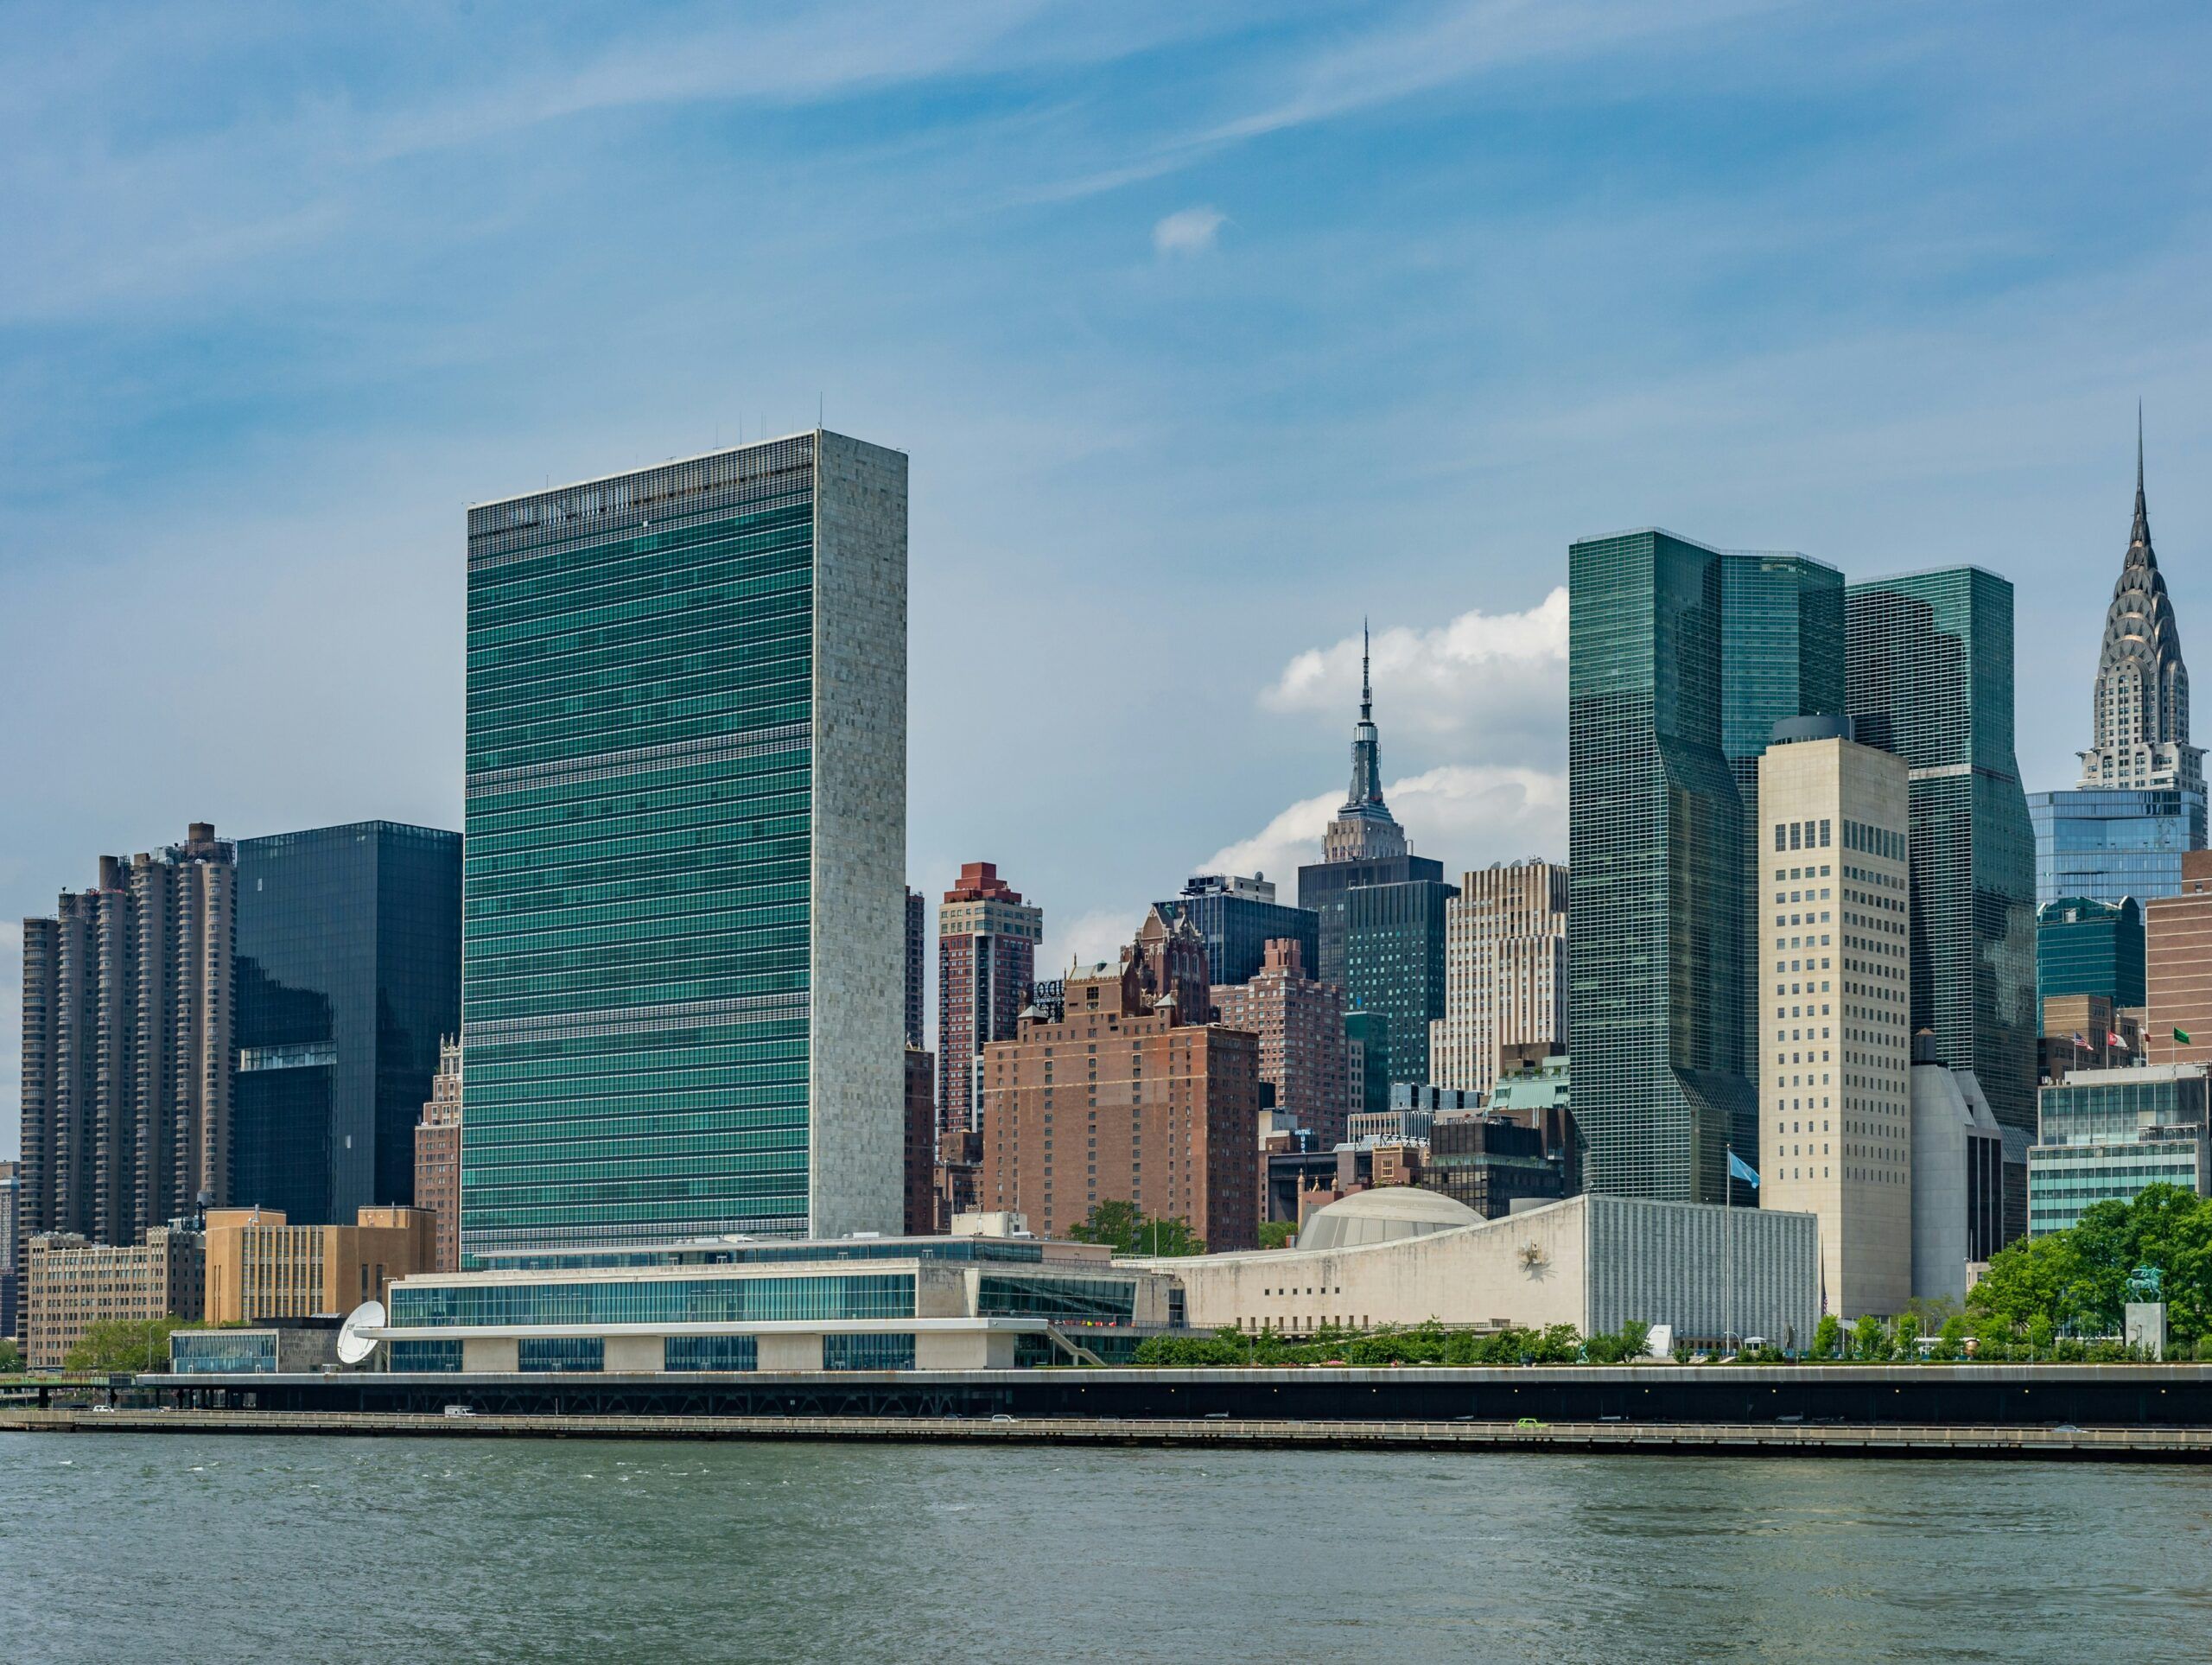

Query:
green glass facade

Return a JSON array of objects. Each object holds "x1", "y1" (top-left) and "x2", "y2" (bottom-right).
[
  {"x1": 1568, "y1": 530, "x2": 1756, "y2": 1204},
  {"x1": 1343, "y1": 879, "x2": 1456, "y2": 1085},
  {"x1": 2029, "y1": 1067, "x2": 2209, "y2": 1235},
  {"x1": 462, "y1": 432, "x2": 906, "y2": 1255},
  {"x1": 1847, "y1": 569, "x2": 2037, "y2": 1136},
  {"x1": 1719, "y1": 554, "x2": 1847, "y2": 1088},
  {"x1": 2035, "y1": 896, "x2": 2146, "y2": 1010},
  {"x1": 388, "y1": 1271, "x2": 917, "y2": 1328}
]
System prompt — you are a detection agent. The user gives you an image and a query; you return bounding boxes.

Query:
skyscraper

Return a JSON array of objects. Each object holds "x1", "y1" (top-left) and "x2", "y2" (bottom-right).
[
  {"x1": 1155, "y1": 873, "x2": 1319, "y2": 989},
  {"x1": 1344, "y1": 877, "x2": 1457, "y2": 1086},
  {"x1": 233, "y1": 821, "x2": 461, "y2": 1223},
  {"x1": 18, "y1": 823, "x2": 236, "y2": 1263},
  {"x1": 1756, "y1": 717, "x2": 1913, "y2": 1318},
  {"x1": 1429, "y1": 859, "x2": 1568, "y2": 1098},
  {"x1": 1297, "y1": 627, "x2": 1446, "y2": 1084},
  {"x1": 1721, "y1": 553, "x2": 1847, "y2": 1086},
  {"x1": 1567, "y1": 531, "x2": 1754, "y2": 1205},
  {"x1": 1847, "y1": 567, "x2": 2037, "y2": 1137},
  {"x1": 937, "y1": 862, "x2": 1042, "y2": 1138},
  {"x1": 413, "y1": 1038, "x2": 462, "y2": 1273},
  {"x1": 904, "y1": 887, "x2": 926, "y2": 1051},
  {"x1": 1211, "y1": 939, "x2": 1351, "y2": 1147},
  {"x1": 2029, "y1": 423, "x2": 2207, "y2": 906},
  {"x1": 461, "y1": 430, "x2": 906, "y2": 1254}
]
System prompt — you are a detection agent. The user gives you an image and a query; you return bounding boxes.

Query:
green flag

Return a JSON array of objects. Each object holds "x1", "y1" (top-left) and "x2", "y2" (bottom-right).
[{"x1": 2177, "y1": 1026, "x2": 2194, "y2": 1045}]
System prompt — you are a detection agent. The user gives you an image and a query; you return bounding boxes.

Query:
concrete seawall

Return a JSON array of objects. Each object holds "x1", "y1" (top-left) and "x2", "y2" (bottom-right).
[{"x1": 10, "y1": 1407, "x2": 2212, "y2": 1461}]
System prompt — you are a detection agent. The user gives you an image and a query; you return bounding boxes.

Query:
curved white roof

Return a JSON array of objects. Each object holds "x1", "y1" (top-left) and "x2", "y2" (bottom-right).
[{"x1": 1295, "y1": 1186, "x2": 1481, "y2": 1252}]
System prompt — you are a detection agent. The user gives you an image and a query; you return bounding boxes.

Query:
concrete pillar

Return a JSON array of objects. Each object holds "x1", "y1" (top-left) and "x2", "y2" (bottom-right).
[
  {"x1": 759, "y1": 1332, "x2": 823, "y2": 1371},
  {"x1": 605, "y1": 1335, "x2": 662, "y2": 1373}
]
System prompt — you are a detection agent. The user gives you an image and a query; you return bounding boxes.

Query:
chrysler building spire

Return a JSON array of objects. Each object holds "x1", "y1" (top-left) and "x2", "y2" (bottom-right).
[{"x1": 2078, "y1": 412, "x2": 2202, "y2": 792}]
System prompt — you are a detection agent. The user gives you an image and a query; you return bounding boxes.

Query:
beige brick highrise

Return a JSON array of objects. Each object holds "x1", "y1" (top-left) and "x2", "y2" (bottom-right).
[
  {"x1": 1757, "y1": 723, "x2": 1911, "y2": 1319},
  {"x1": 1428, "y1": 860, "x2": 1567, "y2": 1097}
]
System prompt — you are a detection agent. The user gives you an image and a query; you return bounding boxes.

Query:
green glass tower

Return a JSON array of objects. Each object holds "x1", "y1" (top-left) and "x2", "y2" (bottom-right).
[
  {"x1": 1567, "y1": 530, "x2": 1757, "y2": 1204},
  {"x1": 1719, "y1": 554, "x2": 1847, "y2": 1088},
  {"x1": 1343, "y1": 878, "x2": 1457, "y2": 1086},
  {"x1": 1847, "y1": 568, "x2": 2037, "y2": 1136},
  {"x1": 461, "y1": 431, "x2": 906, "y2": 1257},
  {"x1": 2034, "y1": 896, "x2": 2145, "y2": 1010}
]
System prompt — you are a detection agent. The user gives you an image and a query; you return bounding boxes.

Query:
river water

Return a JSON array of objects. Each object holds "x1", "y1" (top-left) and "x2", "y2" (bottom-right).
[{"x1": 4, "y1": 1432, "x2": 2208, "y2": 1661}]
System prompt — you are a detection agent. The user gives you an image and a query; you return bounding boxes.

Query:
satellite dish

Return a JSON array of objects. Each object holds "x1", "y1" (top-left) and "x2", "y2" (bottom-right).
[{"x1": 336, "y1": 1300, "x2": 386, "y2": 1366}]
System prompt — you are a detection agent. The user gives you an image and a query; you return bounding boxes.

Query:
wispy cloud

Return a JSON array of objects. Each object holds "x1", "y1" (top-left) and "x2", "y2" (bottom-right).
[
  {"x1": 1203, "y1": 764, "x2": 1565, "y2": 882},
  {"x1": 1154, "y1": 206, "x2": 1226, "y2": 257},
  {"x1": 1261, "y1": 589, "x2": 1567, "y2": 763}
]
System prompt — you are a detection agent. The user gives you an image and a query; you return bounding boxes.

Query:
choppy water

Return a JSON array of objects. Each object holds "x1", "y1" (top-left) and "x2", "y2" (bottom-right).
[{"x1": 3, "y1": 1432, "x2": 2209, "y2": 1662}]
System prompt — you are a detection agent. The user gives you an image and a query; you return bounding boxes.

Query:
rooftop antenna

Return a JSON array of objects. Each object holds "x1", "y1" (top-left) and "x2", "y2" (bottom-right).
[{"x1": 1361, "y1": 617, "x2": 1373, "y2": 723}]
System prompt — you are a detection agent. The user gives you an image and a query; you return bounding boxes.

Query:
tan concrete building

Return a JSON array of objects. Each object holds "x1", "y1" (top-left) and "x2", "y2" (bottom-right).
[
  {"x1": 980, "y1": 944, "x2": 1260, "y2": 1251},
  {"x1": 1429, "y1": 859, "x2": 1567, "y2": 1096},
  {"x1": 2149, "y1": 850, "x2": 2212, "y2": 1066},
  {"x1": 203, "y1": 1205, "x2": 436, "y2": 1324},
  {"x1": 1757, "y1": 720, "x2": 1912, "y2": 1318},
  {"x1": 24, "y1": 1225, "x2": 205, "y2": 1372},
  {"x1": 413, "y1": 1037, "x2": 462, "y2": 1272},
  {"x1": 1210, "y1": 938, "x2": 1351, "y2": 1146}
]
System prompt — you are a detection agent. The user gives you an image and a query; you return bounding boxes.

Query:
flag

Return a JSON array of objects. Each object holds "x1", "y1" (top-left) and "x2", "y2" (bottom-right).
[
  {"x1": 2070, "y1": 1032, "x2": 2086, "y2": 1049},
  {"x1": 2108, "y1": 1030, "x2": 2126, "y2": 1048},
  {"x1": 2178, "y1": 1027, "x2": 2195, "y2": 1045},
  {"x1": 1727, "y1": 1151, "x2": 1761, "y2": 1188}
]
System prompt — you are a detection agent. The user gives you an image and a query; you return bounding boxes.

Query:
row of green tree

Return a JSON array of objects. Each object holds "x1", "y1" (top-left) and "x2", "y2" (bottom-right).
[
  {"x1": 60, "y1": 1317, "x2": 246, "y2": 1375},
  {"x1": 1132, "y1": 1319, "x2": 1656, "y2": 1368}
]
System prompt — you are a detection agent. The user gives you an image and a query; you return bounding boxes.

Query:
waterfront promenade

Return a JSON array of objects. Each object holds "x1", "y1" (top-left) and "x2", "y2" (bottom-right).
[{"x1": 10, "y1": 1404, "x2": 2212, "y2": 1459}]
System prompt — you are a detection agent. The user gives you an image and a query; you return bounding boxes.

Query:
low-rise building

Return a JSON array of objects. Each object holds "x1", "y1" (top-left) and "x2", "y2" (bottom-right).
[
  {"x1": 371, "y1": 1233, "x2": 1180, "y2": 1372},
  {"x1": 1421, "y1": 1114, "x2": 1567, "y2": 1218},
  {"x1": 1909, "y1": 1036, "x2": 2006, "y2": 1302},
  {"x1": 2030, "y1": 1064, "x2": 2211, "y2": 1236},
  {"x1": 24, "y1": 1225, "x2": 205, "y2": 1372},
  {"x1": 203, "y1": 1206, "x2": 436, "y2": 1324},
  {"x1": 1123, "y1": 1190, "x2": 1820, "y2": 1350},
  {"x1": 169, "y1": 1318, "x2": 344, "y2": 1376}
]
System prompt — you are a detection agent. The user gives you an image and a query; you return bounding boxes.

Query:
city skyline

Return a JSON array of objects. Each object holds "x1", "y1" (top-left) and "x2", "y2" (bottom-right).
[{"x1": 9, "y1": 5, "x2": 2212, "y2": 1151}]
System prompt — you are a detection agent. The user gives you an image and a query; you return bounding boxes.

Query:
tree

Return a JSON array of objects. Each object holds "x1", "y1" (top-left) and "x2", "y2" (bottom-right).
[
  {"x1": 1256, "y1": 1220, "x2": 1297, "y2": 1250},
  {"x1": 1894, "y1": 1312, "x2": 1924, "y2": 1359},
  {"x1": 0, "y1": 1338, "x2": 22, "y2": 1375},
  {"x1": 1971, "y1": 1184, "x2": 2212, "y2": 1344},
  {"x1": 65, "y1": 1316, "x2": 185, "y2": 1374},
  {"x1": 1851, "y1": 1312, "x2": 1888, "y2": 1361},
  {"x1": 1067, "y1": 1199, "x2": 1205, "y2": 1256},
  {"x1": 1810, "y1": 1315, "x2": 1842, "y2": 1360}
]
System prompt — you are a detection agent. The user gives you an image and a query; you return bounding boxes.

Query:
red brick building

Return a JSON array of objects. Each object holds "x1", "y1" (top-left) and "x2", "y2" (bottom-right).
[
  {"x1": 1211, "y1": 937, "x2": 1351, "y2": 1147},
  {"x1": 980, "y1": 942, "x2": 1259, "y2": 1251},
  {"x1": 411, "y1": 1037, "x2": 462, "y2": 1272},
  {"x1": 2149, "y1": 849, "x2": 2212, "y2": 1066},
  {"x1": 937, "y1": 862, "x2": 1042, "y2": 1137}
]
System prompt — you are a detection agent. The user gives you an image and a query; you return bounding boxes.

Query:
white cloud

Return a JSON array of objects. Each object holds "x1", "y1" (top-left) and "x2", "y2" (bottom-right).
[
  {"x1": 1203, "y1": 763, "x2": 1564, "y2": 884},
  {"x1": 1260, "y1": 587, "x2": 1567, "y2": 761},
  {"x1": 1041, "y1": 905, "x2": 1146, "y2": 980},
  {"x1": 1153, "y1": 206, "x2": 1226, "y2": 257}
]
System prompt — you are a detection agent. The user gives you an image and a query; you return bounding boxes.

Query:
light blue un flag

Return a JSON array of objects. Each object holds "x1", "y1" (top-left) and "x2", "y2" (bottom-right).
[{"x1": 1727, "y1": 1151, "x2": 1761, "y2": 1188}]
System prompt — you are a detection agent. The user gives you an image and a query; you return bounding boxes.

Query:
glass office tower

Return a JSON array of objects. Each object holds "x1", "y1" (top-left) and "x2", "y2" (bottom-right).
[
  {"x1": 461, "y1": 431, "x2": 906, "y2": 1256},
  {"x1": 1567, "y1": 529, "x2": 1756, "y2": 1205},
  {"x1": 234, "y1": 822, "x2": 461, "y2": 1223},
  {"x1": 1157, "y1": 874, "x2": 1320, "y2": 990},
  {"x1": 1343, "y1": 877, "x2": 1457, "y2": 1085},
  {"x1": 1847, "y1": 567, "x2": 2037, "y2": 1136},
  {"x1": 2029, "y1": 787, "x2": 2206, "y2": 906},
  {"x1": 2034, "y1": 895, "x2": 2145, "y2": 1010},
  {"x1": 1719, "y1": 552, "x2": 1847, "y2": 1087}
]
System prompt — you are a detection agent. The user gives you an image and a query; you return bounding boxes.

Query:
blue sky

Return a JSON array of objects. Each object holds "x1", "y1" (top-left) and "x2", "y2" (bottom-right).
[{"x1": 4, "y1": 1, "x2": 2210, "y2": 1149}]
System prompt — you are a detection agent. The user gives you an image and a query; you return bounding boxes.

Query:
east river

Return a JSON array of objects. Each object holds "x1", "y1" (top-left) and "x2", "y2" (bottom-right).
[{"x1": 5, "y1": 1432, "x2": 2209, "y2": 1661}]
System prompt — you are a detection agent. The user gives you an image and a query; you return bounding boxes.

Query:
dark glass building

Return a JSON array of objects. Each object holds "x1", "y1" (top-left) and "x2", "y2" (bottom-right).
[
  {"x1": 2035, "y1": 895, "x2": 2145, "y2": 1011},
  {"x1": 2029, "y1": 787, "x2": 2207, "y2": 907},
  {"x1": 233, "y1": 823, "x2": 461, "y2": 1223},
  {"x1": 1343, "y1": 879, "x2": 1456, "y2": 1085},
  {"x1": 462, "y1": 432, "x2": 907, "y2": 1255},
  {"x1": 1719, "y1": 553, "x2": 1847, "y2": 1087},
  {"x1": 1847, "y1": 567, "x2": 2037, "y2": 1136},
  {"x1": 1567, "y1": 529, "x2": 1756, "y2": 1206},
  {"x1": 1157, "y1": 874, "x2": 1319, "y2": 990},
  {"x1": 1344, "y1": 1008, "x2": 1392, "y2": 1121}
]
